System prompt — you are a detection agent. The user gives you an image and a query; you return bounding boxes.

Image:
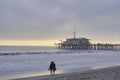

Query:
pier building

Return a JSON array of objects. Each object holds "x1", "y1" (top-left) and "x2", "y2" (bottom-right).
[{"x1": 57, "y1": 38, "x2": 91, "y2": 49}]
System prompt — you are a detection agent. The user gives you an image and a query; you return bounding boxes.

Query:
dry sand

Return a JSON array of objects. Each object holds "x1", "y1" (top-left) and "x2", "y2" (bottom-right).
[{"x1": 12, "y1": 66, "x2": 120, "y2": 80}]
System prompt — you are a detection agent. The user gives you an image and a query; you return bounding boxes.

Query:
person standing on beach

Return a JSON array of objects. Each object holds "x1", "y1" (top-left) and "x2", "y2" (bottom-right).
[{"x1": 48, "y1": 61, "x2": 56, "y2": 75}]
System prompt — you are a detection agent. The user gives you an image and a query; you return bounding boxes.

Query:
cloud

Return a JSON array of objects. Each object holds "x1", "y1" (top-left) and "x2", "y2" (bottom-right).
[{"x1": 0, "y1": 0, "x2": 120, "y2": 41}]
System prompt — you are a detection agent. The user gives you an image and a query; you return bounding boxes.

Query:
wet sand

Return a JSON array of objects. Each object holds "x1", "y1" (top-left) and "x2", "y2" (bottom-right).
[
  {"x1": 12, "y1": 65, "x2": 120, "y2": 80},
  {"x1": 0, "y1": 70, "x2": 63, "y2": 80}
]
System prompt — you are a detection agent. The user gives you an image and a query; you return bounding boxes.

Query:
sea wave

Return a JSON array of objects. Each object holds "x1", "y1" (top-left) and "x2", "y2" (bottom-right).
[
  {"x1": 0, "y1": 50, "x2": 97, "y2": 56},
  {"x1": 0, "y1": 52, "x2": 52, "y2": 56}
]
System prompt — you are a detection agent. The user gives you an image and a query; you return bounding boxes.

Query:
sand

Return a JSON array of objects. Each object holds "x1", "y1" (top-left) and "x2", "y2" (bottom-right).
[{"x1": 12, "y1": 66, "x2": 120, "y2": 80}]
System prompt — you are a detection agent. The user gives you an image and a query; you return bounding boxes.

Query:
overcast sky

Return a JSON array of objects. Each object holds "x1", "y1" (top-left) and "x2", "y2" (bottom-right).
[{"x1": 0, "y1": 0, "x2": 120, "y2": 42}]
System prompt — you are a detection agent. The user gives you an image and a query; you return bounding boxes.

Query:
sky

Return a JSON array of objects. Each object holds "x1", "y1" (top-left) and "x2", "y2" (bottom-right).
[{"x1": 0, "y1": 0, "x2": 120, "y2": 46}]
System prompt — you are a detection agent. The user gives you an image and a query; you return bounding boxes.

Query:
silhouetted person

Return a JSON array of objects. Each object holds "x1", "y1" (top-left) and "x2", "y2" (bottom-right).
[{"x1": 48, "y1": 61, "x2": 56, "y2": 75}]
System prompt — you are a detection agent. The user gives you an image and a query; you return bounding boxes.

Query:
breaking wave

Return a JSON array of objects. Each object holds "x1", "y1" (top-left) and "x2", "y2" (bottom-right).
[{"x1": 0, "y1": 50, "x2": 97, "y2": 56}]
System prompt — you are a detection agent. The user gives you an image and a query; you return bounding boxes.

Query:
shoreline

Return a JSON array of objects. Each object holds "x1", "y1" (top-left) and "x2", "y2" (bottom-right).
[
  {"x1": 0, "y1": 70, "x2": 64, "y2": 80},
  {"x1": 12, "y1": 65, "x2": 120, "y2": 80}
]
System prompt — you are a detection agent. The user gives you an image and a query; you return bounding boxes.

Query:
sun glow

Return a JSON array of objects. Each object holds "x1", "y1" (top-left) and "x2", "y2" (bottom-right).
[
  {"x1": 0, "y1": 40, "x2": 59, "y2": 46},
  {"x1": 90, "y1": 40, "x2": 120, "y2": 44},
  {"x1": 0, "y1": 39, "x2": 119, "y2": 46}
]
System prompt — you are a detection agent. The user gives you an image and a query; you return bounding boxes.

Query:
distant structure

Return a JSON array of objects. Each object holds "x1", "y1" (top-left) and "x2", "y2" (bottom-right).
[
  {"x1": 55, "y1": 30, "x2": 120, "y2": 50},
  {"x1": 57, "y1": 38, "x2": 90, "y2": 49}
]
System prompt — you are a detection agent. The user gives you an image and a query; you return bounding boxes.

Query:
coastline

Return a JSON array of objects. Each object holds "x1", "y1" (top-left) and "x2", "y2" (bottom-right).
[{"x1": 12, "y1": 65, "x2": 120, "y2": 80}]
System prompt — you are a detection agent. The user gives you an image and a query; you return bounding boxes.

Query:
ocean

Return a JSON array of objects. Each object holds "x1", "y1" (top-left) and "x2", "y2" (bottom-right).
[{"x1": 0, "y1": 46, "x2": 120, "y2": 79}]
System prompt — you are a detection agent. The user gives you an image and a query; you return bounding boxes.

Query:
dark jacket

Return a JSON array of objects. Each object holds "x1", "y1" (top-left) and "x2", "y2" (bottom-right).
[{"x1": 49, "y1": 62, "x2": 56, "y2": 71}]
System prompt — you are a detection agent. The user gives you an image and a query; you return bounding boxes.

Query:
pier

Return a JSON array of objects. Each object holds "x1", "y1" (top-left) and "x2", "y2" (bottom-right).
[
  {"x1": 55, "y1": 30, "x2": 120, "y2": 51},
  {"x1": 55, "y1": 42, "x2": 120, "y2": 51},
  {"x1": 55, "y1": 35, "x2": 120, "y2": 50}
]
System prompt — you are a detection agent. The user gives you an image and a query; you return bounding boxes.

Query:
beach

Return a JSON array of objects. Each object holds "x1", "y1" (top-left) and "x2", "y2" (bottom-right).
[{"x1": 13, "y1": 65, "x2": 120, "y2": 80}]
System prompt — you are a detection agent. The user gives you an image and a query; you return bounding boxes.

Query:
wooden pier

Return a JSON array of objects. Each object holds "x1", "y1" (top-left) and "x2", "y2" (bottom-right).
[
  {"x1": 55, "y1": 40, "x2": 120, "y2": 51},
  {"x1": 90, "y1": 44, "x2": 120, "y2": 51},
  {"x1": 55, "y1": 42, "x2": 120, "y2": 51},
  {"x1": 55, "y1": 31, "x2": 120, "y2": 51}
]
